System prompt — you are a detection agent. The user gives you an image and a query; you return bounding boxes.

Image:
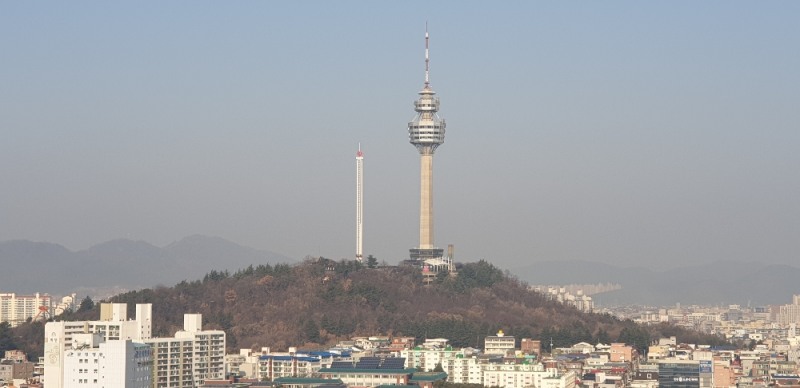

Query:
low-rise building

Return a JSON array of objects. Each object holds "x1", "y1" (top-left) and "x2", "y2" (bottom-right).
[
  {"x1": 483, "y1": 362, "x2": 574, "y2": 388},
  {"x1": 317, "y1": 357, "x2": 414, "y2": 387},
  {"x1": 485, "y1": 330, "x2": 515, "y2": 356}
]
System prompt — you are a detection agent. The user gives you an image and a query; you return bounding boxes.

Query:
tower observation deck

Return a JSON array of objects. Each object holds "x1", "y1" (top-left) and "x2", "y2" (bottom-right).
[{"x1": 408, "y1": 28, "x2": 446, "y2": 262}]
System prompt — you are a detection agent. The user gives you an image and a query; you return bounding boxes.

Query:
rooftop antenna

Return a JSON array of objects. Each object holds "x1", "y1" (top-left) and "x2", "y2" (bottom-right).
[{"x1": 424, "y1": 22, "x2": 430, "y2": 88}]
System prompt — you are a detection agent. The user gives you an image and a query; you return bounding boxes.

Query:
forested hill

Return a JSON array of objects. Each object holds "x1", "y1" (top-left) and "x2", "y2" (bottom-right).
[{"x1": 13, "y1": 259, "x2": 727, "y2": 358}]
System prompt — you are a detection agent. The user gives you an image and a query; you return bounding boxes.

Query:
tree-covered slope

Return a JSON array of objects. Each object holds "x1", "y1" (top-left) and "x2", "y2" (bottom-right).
[{"x1": 11, "y1": 259, "x2": 727, "y2": 359}]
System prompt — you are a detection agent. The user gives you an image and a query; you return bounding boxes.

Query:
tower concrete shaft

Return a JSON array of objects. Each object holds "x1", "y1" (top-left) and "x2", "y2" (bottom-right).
[
  {"x1": 408, "y1": 28, "x2": 446, "y2": 261},
  {"x1": 419, "y1": 153, "x2": 433, "y2": 249}
]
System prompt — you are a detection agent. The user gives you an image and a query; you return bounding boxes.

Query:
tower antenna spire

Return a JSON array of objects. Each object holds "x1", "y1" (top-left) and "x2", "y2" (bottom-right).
[{"x1": 424, "y1": 22, "x2": 430, "y2": 88}]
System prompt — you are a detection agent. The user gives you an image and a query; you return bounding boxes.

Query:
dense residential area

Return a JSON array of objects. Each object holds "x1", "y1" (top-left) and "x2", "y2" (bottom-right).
[
  {"x1": 4, "y1": 286, "x2": 800, "y2": 387},
  {"x1": 2, "y1": 261, "x2": 800, "y2": 387}
]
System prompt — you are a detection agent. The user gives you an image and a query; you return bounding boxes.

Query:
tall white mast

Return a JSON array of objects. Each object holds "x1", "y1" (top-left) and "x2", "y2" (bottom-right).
[{"x1": 355, "y1": 143, "x2": 364, "y2": 262}]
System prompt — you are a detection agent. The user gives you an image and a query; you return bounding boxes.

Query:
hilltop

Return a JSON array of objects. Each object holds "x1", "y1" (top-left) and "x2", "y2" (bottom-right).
[{"x1": 8, "y1": 259, "x2": 729, "y2": 359}]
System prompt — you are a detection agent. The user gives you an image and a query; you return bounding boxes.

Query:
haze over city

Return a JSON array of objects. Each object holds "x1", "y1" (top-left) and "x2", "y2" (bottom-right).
[{"x1": 1, "y1": 2, "x2": 798, "y2": 272}]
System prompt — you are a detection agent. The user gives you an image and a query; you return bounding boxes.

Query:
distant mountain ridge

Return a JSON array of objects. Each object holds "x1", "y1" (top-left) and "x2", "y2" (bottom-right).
[
  {"x1": 0, "y1": 235, "x2": 293, "y2": 295},
  {"x1": 511, "y1": 260, "x2": 800, "y2": 306}
]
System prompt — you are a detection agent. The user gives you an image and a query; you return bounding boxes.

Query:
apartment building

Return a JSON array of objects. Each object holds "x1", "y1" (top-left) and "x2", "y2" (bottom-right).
[
  {"x1": 483, "y1": 362, "x2": 575, "y2": 388},
  {"x1": 610, "y1": 343, "x2": 636, "y2": 363},
  {"x1": 485, "y1": 330, "x2": 516, "y2": 356},
  {"x1": 44, "y1": 303, "x2": 152, "y2": 388},
  {"x1": 0, "y1": 292, "x2": 52, "y2": 327},
  {"x1": 148, "y1": 313, "x2": 226, "y2": 387},
  {"x1": 62, "y1": 333, "x2": 151, "y2": 388},
  {"x1": 257, "y1": 355, "x2": 321, "y2": 380},
  {"x1": 400, "y1": 346, "x2": 482, "y2": 384},
  {"x1": 44, "y1": 304, "x2": 223, "y2": 388}
]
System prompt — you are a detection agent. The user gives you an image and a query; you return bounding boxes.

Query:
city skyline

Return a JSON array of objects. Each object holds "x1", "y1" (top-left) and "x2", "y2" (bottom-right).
[{"x1": 1, "y1": 2, "x2": 798, "y2": 271}]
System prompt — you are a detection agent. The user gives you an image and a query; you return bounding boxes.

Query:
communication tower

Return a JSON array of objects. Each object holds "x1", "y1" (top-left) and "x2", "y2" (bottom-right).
[{"x1": 408, "y1": 26, "x2": 447, "y2": 263}]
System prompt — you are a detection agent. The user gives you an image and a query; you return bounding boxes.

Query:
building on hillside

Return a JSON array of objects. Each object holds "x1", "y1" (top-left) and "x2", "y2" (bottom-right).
[
  {"x1": 633, "y1": 362, "x2": 660, "y2": 382},
  {"x1": 272, "y1": 377, "x2": 346, "y2": 388},
  {"x1": 409, "y1": 371, "x2": 449, "y2": 388},
  {"x1": 257, "y1": 355, "x2": 321, "y2": 381},
  {"x1": 712, "y1": 360, "x2": 734, "y2": 388},
  {"x1": 0, "y1": 362, "x2": 12, "y2": 383},
  {"x1": 1, "y1": 349, "x2": 35, "y2": 382},
  {"x1": 4, "y1": 350, "x2": 28, "y2": 363},
  {"x1": 389, "y1": 337, "x2": 416, "y2": 351},
  {"x1": 482, "y1": 362, "x2": 575, "y2": 388},
  {"x1": 317, "y1": 357, "x2": 414, "y2": 387},
  {"x1": 226, "y1": 348, "x2": 353, "y2": 380},
  {"x1": 421, "y1": 338, "x2": 449, "y2": 349},
  {"x1": 440, "y1": 354, "x2": 483, "y2": 385},
  {"x1": 751, "y1": 360, "x2": 798, "y2": 378},
  {"x1": 225, "y1": 349, "x2": 252, "y2": 378},
  {"x1": 485, "y1": 330, "x2": 516, "y2": 356},
  {"x1": 0, "y1": 293, "x2": 52, "y2": 327},
  {"x1": 649, "y1": 344, "x2": 672, "y2": 360},
  {"x1": 658, "y1": 359, "x2": 708, "y2": 388},
  {"x1": 570, "y1": 342, "x2": 595, "y2": 354},
  {"x1": 62, "y1": 333, "x2": 151, "y2": 388},
  {"x1": 534, "y1": 287, "x2": 594, "y2": 313},
  {"x1": 610, "y1": 343, "x2": 636, "y2": 363},
  {"x1": 400, "y1": 346, "x2": 481, "y2": 384},
  {"x1": 521, "y1": 338, "x2": 542, "y2": 358},
  {"x1": 0, "y1": 360, "x2": 34, "y2": 382},
  {"x1": 401, "y1": 345, "x2": 467, "y2": 371},
  {"x1": 778, "y1": 296, "x2": 800, "y2": 325},
  {"x1": 52, "y1": 294, "x2": 77, "y2": 316},
  {"x1": 350, "y1": 336, "x2": 390, "y2": 351}
]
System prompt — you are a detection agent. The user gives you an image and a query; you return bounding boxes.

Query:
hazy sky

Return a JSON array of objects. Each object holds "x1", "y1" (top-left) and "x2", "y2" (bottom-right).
[{"x1": 2, "y1": 2, "x2": 798, "y2": 270}]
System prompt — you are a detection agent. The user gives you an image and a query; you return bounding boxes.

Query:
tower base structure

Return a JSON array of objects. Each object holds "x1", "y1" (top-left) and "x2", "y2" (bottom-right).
[
  {"x1": 409, "y1": 248, "x2": 444, "y2": 261},
  {"x1": 404, "y1": 248, "x2": 455, "y2": 285}
]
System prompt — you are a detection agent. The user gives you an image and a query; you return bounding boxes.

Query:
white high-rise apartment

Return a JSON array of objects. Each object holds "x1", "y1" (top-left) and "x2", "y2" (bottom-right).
[
  {"x1": 0, "y1": 292, "x2": 52, "y2": 327},
  {"x1": 62, "y1": 333, "x2": 151, "y2": 388},
  {"x1": 147, "y1": 313, "x2": 226, "y2": 387},
  {"x1": 45, "y1": 304, "x2": 224, "y2": 388},
  {"x1": 778, "y1": 295, "x2": 800, "y2": 325},
  {"x1": 44, "y1": 303, "x2": 152, "y2": 388}
]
